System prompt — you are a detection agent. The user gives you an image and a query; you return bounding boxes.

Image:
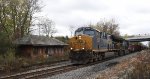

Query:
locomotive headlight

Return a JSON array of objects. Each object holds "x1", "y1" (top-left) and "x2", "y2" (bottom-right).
[
  {"x1": 82, "y1": 48, "x2": 84, "y2": 50},
  {"x1": 70, "y1": 48, "x2": 73, "y2": 50},
  {"x1": 79, "y1": 36, "x2": 81, "y2": 39}
]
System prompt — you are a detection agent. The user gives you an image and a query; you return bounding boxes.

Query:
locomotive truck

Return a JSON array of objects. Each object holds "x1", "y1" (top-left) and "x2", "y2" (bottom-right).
[{"x1": 69, "y1": 27, "x2": 129, "y2": 64}]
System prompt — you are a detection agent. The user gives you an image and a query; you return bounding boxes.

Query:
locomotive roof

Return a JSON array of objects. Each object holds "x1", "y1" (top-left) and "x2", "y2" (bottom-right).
[
  {"x1": 75, "y1": 27, "x2": 101, "y2": 32},
  {"x1": 14, "y1": 35, "x2": 68, "y2": 46},
  {"x1": 75, "y1": 27, "x2": 126, "y2": 42}
]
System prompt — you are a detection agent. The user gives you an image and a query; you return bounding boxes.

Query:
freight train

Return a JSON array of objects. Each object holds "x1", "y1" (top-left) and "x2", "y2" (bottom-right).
[
  {"x1": 69, "y1": 27, "x2": 129, "y2": 64},
  {"x1": 128, "y1": 44, "x2": 147, "y2": 53}
]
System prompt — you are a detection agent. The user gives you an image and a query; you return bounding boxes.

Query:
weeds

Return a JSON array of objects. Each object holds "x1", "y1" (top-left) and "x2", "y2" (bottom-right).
[
  {"x1": 129, "y1": 50, "x2": 150, "y2": 79},
  {"x1": 0, "y1": 50, "x2": 69, "y2": 72},
  {"x1": 97, "y1": 50, "x2": 150, "y2": 79}
]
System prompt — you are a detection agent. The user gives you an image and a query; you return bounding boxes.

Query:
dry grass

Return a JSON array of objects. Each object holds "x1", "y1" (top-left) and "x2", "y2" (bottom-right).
[
  {"x1": 0, "y1": 50, "x2": 69, "y2": 72},
  {"x1": 97, "y1": 50, "x2": 150, "y2": 79}
]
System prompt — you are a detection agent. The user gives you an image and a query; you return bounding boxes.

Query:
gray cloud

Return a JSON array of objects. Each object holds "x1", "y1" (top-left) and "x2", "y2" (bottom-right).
[{"x1": 37, "y1": 0, "x2": 150, "y2": 36}]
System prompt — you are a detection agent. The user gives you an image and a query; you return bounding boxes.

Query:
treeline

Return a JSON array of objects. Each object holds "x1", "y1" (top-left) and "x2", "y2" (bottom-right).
[
  {"x1": 69, "y1": 19, "x2": 120, "y2": 37},
  {"x1": 91, "y1": 19, "x2": 120, "y2": 36},
  {"x1": 0, "y1": 0, "x2": 41, "y2": 53},
  {"x1": 55, "y1": 36, "x2": 69, "y2": 43},
  {"x1": 0, "y1": 0, "x2": 41, "y2": 40}
]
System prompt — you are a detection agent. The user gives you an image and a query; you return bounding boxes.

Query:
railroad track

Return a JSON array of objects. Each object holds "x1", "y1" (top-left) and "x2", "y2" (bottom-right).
[
  {"x1": 0, "y1": 64, "x2": 78, "y2": 79},
  {"x1": 0, "y1": 51, "x2": 138, "y2": 79}
]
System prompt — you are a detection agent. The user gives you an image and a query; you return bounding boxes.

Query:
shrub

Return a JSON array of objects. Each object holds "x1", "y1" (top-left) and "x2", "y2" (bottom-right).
[{"x1": 2, "y1": 49, "x2": 17, "y2": 71}]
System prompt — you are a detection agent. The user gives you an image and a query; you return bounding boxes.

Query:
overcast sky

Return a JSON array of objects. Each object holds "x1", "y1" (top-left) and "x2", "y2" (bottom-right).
[{"x1": 36, "y1": 0, "x2": 150, "y2": 36}]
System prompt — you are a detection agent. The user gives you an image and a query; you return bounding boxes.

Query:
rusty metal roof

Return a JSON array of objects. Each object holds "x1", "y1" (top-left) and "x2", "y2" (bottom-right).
[{"x1": 14, "y1": 35, "x2": 68, "y2": 46}]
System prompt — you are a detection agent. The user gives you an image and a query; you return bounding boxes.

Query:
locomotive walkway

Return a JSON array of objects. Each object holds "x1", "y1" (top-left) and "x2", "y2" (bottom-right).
[{"x1": 125, "y1": 35, "x2": 150, "y2": 42}]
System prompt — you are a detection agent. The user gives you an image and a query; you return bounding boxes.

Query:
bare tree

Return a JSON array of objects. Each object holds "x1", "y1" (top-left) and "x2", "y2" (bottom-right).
[
  {"x1": 91, "y1": 19, "x2": 120, "y2": 36},
  {"x1": 37, "y1": 17, "x2": 56, "y2": 37},
  {"x1": 69, "y1": 25, "x2": 76, "y2": 37}
]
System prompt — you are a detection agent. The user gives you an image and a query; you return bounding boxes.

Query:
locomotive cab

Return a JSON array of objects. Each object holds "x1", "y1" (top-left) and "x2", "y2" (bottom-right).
[
  {"x1": 69, "y1": 27, "x2": 130, "y2": 64},
  {"x1": 69, "y1": 27, "x2": 111, "y2": 64}
]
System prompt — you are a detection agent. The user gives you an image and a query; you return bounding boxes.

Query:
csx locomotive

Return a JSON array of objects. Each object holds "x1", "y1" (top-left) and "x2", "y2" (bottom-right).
[{"x1": 69, "y1": 27, "x2": 129, "y2": 64}]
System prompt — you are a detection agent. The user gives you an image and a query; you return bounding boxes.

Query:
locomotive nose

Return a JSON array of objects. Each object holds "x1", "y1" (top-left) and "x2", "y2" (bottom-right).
[
  {"x1": 69, "y1": 35, "x2": 92, "y2": 51},
  {"x1": 74, "y1": 36, "x2": 86, "y2": 50}
]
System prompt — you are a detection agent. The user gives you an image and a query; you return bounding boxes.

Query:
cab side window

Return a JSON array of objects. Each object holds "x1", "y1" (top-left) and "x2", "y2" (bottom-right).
[
  {"x1": 105, "y1": 33, "x2": 107, "y2": 39},
  {"x1": 102, "y1": 32, "x2": 107, "y2": 39},
  {"x1": 99, "y1": 32, "x2": 102, "y2": 38},
  {"x1": 100, "y1": 32, "x2": 103, "y2": 38},
  {"x1": 96, "y1": 31, "x2": 99, "y2": 37}
]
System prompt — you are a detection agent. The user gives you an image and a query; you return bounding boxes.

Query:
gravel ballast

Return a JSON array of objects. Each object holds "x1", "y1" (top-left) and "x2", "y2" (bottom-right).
[{"x1": 46, "y1": 51, "x2": 142, "y2": 79}]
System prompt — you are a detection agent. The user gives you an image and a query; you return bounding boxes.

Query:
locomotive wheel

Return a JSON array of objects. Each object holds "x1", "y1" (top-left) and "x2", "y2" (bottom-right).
[
  {"x1": 93, "y1": 52, "x2": 97, "y2": 61},
  {"x1": 118, "y1": 50, "x2": 122, "y2": 56},
  {"x1": 94, "y1": 58, "x2": 98, "y2": 61},
  {"x1": 98, "y1": 54, "x2": 103, "y2": 60},
  {"x1": 101, "y1": 53, "x2": 105, "y2": 59},
  {"x1": 95, "y1": 53, "x2": 99, "y2": 61},
  {"x1": 123, "y1": 50, "x2": 125, "y2": 55},
  {"x1": 94, "y1": 53, "x2": 97, "y2": 61},
  {"x1": 89, "y1": 59, "x2": 94, "y2": 62},
  {"x1": 114, "y1": 52, "x2": 118, "y2": 57},
  {"x1": 82, "y1": 60, "x2": 89, "y2": 64},
  {"x1": 117, "y1": 51, "x2": 119, "y2": 56},
  {"x1": 120, "y1": 50, "x2": 124, "y2": 56},
  {"x1": 89, "y1": 52, "x2": 94, "y2": 63},
  {"x1": 125, "y1": 50, "x2": 129, "y2": 54},
  {"x1": 93, "y1": 57, "x2": 97, "y2": 61}
]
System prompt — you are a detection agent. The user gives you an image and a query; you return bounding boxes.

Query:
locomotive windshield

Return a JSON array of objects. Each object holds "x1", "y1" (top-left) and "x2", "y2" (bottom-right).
[
  {"x1": 75, "y1": 29, "x2": 95, "y2": 36},
  {"x1": 75, "y1": 27, "x2": 95, "y2": 36},
  {"x1": 84, "y1": 30, "x2": 95, "y2": 36},
  {"x1": 75, "y1": 30, "x2": 83, "y2": 36}
]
